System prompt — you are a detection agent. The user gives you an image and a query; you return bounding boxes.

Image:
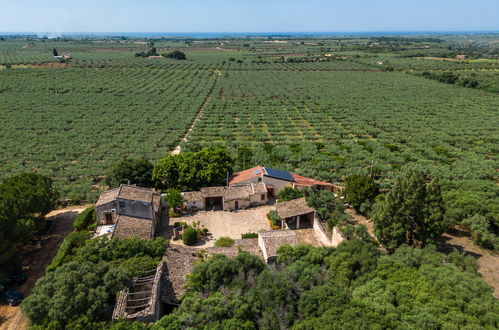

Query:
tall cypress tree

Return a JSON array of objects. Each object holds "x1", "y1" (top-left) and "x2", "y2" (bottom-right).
[{"x1": 372, "y1": 170, "x2": 446, "y2": 250}]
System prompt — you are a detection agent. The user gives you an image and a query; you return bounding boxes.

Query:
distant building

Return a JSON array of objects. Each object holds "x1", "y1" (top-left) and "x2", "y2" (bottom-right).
[
  {"x1": 456, "y1": 54, "x2": 467, "y2": 60},
  {"x1": 95, "y1": 184, "x2": 162, "y2": 239}
]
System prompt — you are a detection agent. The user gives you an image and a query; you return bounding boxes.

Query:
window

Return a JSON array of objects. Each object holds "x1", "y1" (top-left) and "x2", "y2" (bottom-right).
[
  {"x1": 258, "y1": 177, "x2": 262, "y2": 182},
  {"x1": 261, "y1": 194, "x2": 265, "y2": 201}
]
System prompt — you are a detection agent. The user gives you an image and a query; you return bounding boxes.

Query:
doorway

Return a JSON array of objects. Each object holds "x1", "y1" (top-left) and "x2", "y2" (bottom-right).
[{"x1": 104, "y1": 212, "x2": 113, "y2": 224}]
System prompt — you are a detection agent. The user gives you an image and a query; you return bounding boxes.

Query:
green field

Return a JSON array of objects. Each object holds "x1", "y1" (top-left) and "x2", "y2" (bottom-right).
[{"x1": 0, "y1": 35, "x2": 497, "y2": 205}]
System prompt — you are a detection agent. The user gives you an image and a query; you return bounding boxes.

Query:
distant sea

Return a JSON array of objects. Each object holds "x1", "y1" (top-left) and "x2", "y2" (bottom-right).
[{"x1": 1, "y1": 31, "x2": 498, "y2": 38}]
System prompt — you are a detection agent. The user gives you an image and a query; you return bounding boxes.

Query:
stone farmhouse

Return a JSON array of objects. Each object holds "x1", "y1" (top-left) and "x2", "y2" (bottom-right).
[
  {"x1": 95, "y1": 184, "x2": 162, "y2": 239},
  {"x1": 228, "y1": 166, "x2": 337, "y2": 196},
  {"x1": 183, "y1": 182, "x2": 268, "y2": 211}
]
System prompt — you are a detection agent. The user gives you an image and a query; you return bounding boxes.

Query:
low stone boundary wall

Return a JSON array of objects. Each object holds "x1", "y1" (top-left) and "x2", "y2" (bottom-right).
[{"x1": 312, "y1": 215, "x2": 346, "y2": 247}]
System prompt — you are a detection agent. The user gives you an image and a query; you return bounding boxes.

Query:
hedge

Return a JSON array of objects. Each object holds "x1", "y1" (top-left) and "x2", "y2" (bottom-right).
[
  {"x1": 72, "y1": 206, "x2": 96, "y2": 231},
  {"x1": 46, "y1": 231, "x2": 91, "y2": 272}
]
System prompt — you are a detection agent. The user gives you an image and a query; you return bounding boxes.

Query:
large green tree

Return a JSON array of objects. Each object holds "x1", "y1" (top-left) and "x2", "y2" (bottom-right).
[
  {"x1": 345, "y1": 174, "x2": 378, "y2": 213},
  {"x1": 372, "y1": 170, "x2": 446, "y2": 250},
  {"x1": 153, "y1": 147, "x2": 234, "y2": 190},
  {"x1": 0, "y1": 173, "x2": 59, "y2": 265},
  {"x1": 105, "y1": 158, "x2": 153, "y2": 188},
  {"x1": 23, "y1": 261, "x2": 129, "y2": 326}
]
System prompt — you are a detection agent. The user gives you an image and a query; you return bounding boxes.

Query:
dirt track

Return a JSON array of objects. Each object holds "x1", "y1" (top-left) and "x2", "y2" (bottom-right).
[{"x1": 0, "y1": 205, "x2": 90, "y2": 330}]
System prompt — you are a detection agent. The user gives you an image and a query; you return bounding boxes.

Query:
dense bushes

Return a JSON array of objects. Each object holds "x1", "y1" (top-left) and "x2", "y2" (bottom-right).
[
  {"x1": 182, "y1": 227, "x2": 199, "y2": 246},
  {"x1": 72, "y1": 206, "x2": 96, "y2": 231},
  {"x1": 267, "y1": 210, "x2": 281, "y2": 229},
  {"x1": 158, "y1": 241, "x2": 498, "y2": 329},
  {"x1": 345, "y1": 174, "x2": 378, "y2": 214},
  {"x1": 46, "y1": 231, "x2": 91, "y2": 272},
  {"x1": 23, "y1": 237, "x2": 167, "y2": 327},
  {"x1": 162, "y1": 50, "x2": 186, "y2": 60},
  {"x1": 372, "y1": 170, "x2": 446, "y2": 250},
  {"x1": 23, "y1": 261, "x2": 129, "y2": 327},
  {"x1": 0, "y1": 173, "x2": 59, "y2": 272},
  {"x1": 105, "y1": 158, "x2": 154, "y2": 188}
]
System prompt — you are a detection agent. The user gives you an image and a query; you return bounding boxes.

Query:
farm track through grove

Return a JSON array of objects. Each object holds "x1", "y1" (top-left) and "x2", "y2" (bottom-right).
[{"x1": 171, "y1": 70, "x2": 222, "y2": 155}]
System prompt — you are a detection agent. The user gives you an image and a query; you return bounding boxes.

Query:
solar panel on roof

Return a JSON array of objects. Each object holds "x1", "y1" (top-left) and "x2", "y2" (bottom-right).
[
  {"x1": 263, "y1": 167, "x2": 295, "y2": 182},
  {"x1": 254, "y1": 169, "x2": 261, "y2": 175}
]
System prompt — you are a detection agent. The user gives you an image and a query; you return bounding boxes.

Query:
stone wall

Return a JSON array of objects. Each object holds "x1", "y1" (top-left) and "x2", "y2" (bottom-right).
[
  {"x1": 331, "y1": 227, "x2": 347, "y2": 247},
  {"x1": 312, "y1": 215, "x2": 347, "y2": 247}
]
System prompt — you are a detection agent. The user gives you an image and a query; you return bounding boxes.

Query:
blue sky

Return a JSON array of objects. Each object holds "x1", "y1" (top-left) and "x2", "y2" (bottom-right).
[{"x1": 1, "y1": 0, "x2": 498, "y2": 33}]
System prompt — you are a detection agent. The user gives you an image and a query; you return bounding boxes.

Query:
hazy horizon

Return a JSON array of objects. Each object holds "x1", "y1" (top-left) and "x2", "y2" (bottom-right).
[{"x1": 1, "y1": 0, "x2": 498, "y2": 34}]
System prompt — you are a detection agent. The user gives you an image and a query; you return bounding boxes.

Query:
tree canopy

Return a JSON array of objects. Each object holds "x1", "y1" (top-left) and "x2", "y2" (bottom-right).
[
  {"x1": 105, "y1": 158, "x2": 154, "y2": 188},
  {"x1": 153, "y1": 241, "x2": 497, "y2": 329},
  {"x1": 163, "y1": 50, "x2": 187, "y2": 60},
  {"x1": 153, "y1": 146, "x2": 234, "y2": 190},
  {"x1": 345, "y1": 174, "x2": 378, "y2": 214},
  {"x1": 372, "y1": 170, "x2": 447, "y2": 250},
  {"x1": 0, "y1": 173, "x2": 59, "y2": 266},
  {"x1": 23, "y1": 237, "x2": 167, "y2": 328}
]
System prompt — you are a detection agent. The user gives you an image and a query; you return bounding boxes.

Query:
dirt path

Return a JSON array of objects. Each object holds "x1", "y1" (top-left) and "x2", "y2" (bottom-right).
[
  {"x1": 171, "y1": 70, "x2": 221, "y2": 155},
  {"x1": 345, "y1": 208, "x2": 376, "y2": 239},
  {"x1": 437, "y1": 229, "x2": 499, "y2": 298},
  {"x1": 347, "y1": 208, "x2": 499, "y2": 298},
  {"x1": 0, "y1": 204, "x2": 90, "y2": 330}
]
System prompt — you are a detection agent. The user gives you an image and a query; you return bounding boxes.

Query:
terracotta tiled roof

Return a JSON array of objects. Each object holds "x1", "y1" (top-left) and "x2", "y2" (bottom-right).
[
  {"x1": 224, "y1": 185, "x2": 253, "y2": 201},
  {"x1": 276, "y1": 197, "x2": 315, "y2": 219},
  {"x1": 228, "y1": 166, "x2": 265, "y2": 185},
  {"x1": 112, "y1": 215, "x2": 153, "y2": 239},
  {"x1": 292, "y1": 174, "x2": 333, "y2": 187}
]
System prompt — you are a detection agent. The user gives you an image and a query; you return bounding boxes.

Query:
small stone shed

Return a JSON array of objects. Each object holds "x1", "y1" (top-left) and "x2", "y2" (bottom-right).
[
  {"x1": 276, "y1": 197, "x2": 315, "y2": 229},
  {"x1": 258, "y1": 230, "x2": 299, "y2": 263},
  {"x1": 113, "y1": 261, "x2": 165, "y2": 323}
]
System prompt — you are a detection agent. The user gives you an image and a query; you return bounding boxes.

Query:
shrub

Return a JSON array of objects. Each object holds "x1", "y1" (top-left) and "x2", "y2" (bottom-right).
[
  {"x1": 215, "y1": 237, "x2": 234, "y2": 247},
  {"x1": 183, "y1": 228, "x2": 198, "y2": 246},
  {"x1": 72, "y1": 206, "x2": 96, "y2": 231},
  {"x1": 278, "y1": 187, "x2": 304, "y2": 202},
  {"x1": 241, "y1": 232, "x2": 258, "y2": 239},
  {"x1": 46, "y1": 231, "x2": 91, "y2": 272},
  {"x1": 268, "y1": 210, "x2": 281, "y2": 229}
]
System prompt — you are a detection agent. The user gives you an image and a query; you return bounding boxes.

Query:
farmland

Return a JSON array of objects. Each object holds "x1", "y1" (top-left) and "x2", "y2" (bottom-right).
[
  {"x1": 0, "y1": 66, "x2": 217, "y2": 199},
  {"x1": 0, "y1": 34, "x2": 497, "y2": 207}
]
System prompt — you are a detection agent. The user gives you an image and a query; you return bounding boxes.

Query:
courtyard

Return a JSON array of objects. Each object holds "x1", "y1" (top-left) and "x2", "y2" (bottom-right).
[{"x1": 170, "y1": 205, "x2": 275, "y2": 247}]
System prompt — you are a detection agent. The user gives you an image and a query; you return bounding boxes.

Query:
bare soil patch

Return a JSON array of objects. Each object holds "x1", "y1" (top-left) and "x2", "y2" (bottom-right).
[
  {"x1": 437, "y1": 228, "x2": 499, "y2": 298},
  {"x1": 0, "y1": 204, "x2": 90, "y2": 329}
]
